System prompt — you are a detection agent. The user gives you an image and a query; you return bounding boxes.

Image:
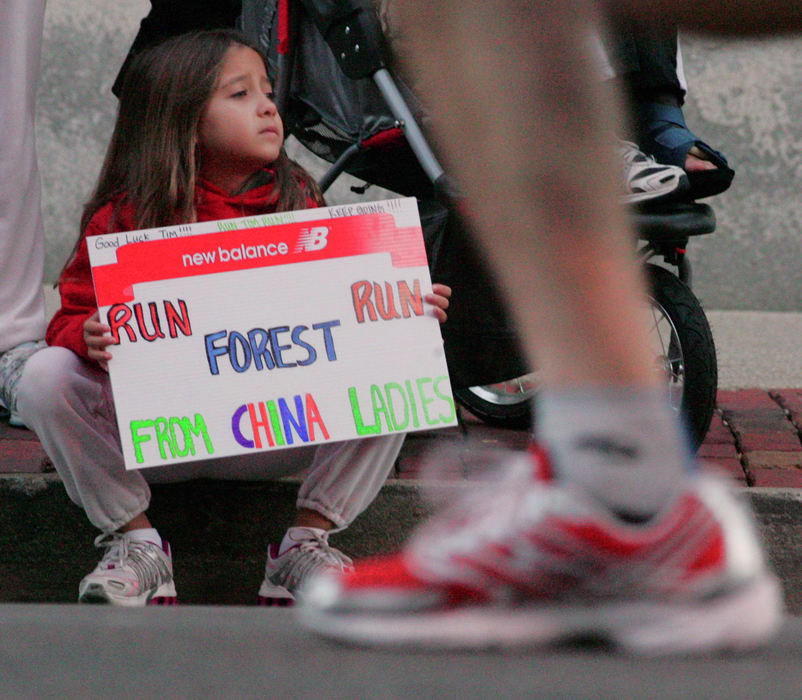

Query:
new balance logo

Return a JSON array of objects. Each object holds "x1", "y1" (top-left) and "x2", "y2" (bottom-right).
[
  {"x1": 574, "y1": 435, "x2": 640, "y2": 460},
  {"x1": 294, "y1": 226, "x2": 329, "y2": 252}
]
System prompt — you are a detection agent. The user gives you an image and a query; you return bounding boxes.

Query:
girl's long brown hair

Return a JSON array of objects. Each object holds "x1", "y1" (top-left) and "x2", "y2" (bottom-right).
[{"x1": 79, "y1": 29, "x2": 322, "y2": 238}]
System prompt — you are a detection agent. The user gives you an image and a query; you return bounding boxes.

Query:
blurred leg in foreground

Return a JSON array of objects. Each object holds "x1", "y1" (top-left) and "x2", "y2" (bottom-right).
[{"x1": 297, "y1": 0, "x2": 791, "y2": 652}]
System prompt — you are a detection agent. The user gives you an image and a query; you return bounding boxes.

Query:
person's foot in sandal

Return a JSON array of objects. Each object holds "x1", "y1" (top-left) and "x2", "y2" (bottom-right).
[{"x1": 635, "y1": 102, "x2": 735, "y2": 200}]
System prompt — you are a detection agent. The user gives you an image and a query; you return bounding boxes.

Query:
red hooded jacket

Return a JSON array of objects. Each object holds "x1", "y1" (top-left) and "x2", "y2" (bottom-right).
[{"x1": 47, "y1": 177, "x2": 319, "y2": 359}]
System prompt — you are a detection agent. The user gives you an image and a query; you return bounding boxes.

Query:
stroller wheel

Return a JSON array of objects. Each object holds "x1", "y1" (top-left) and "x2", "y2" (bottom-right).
[
  {"x1": 645, "y1": 264, "x2": 717, "y2": 450},
  {"x1": 453, "y1": 265, "x2": 717, "y2": 451},
  {"x1": 453, "y1": 374, "x2": 537, "y2": 431}
]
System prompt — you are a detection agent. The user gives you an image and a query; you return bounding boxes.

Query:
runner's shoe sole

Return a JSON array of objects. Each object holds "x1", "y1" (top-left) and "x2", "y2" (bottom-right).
[
  {"x1": 298, "y1": 452, "x2": 783, "y2": 654},
  {"x1": 299, "y1": 567, "x2": 780, "y2": 653}
]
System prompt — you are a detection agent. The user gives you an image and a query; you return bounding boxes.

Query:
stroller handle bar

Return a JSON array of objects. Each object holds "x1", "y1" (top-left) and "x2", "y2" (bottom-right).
[
  {"x1": 296, "y1": 0, "x2": 449, "y2": 194},
  {"x1": 272, "y1": 0, "x2": 455, "y2": 200},
  {"x1": 372, "y1": 69, "x2": 446, "y2": 186}
]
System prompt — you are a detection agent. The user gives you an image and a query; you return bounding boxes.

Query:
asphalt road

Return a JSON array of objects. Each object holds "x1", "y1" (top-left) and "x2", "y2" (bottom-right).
[{"x1": 2, "y1": 604, "x2": 802, "y2": 699}]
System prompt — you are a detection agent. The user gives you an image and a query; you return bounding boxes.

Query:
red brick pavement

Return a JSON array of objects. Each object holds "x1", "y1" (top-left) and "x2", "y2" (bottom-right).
[
  {"x1": 697, "y1": 411, "x2": 746, "y2": 484},
  {"x1": 3, "y1": 389, "x2": 802, "y2": 488},
  {"x1": 717, "y1": 389, "x2": 802, "y2": 487}
]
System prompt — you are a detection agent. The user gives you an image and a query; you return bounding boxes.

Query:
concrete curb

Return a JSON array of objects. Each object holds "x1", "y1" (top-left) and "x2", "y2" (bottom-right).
[
  {"x1": 3, "y1": 474, "x2": 802, "y2": 613},
  {"x1": 0, "y1": 474, "x2": 432, "y2": 605}
]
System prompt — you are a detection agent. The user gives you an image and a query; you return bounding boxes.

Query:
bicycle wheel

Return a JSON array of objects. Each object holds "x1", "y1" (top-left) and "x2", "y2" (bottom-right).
[
  {"x1": 645, "y1": 263, "x2": 717, "y2": 449},
  {"x1": 453, "y1": 373, "x2": 538, "y2": 430},
  {"x1": 453, "y1": 263, "x2": 717, "y2": 450}
]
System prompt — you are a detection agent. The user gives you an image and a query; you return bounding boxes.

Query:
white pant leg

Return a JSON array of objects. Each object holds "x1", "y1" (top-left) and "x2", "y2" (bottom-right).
[
  {"x1": 17, "y1": 346, "x2": 151, "y2": 532},
  {"x1": 297, "y1": 434, "x2": 404, "y2": 528},
  {"x1": 0, "y1": 0, "x2": 47, "y2": 352},
  {"x1": 145, "y1": 434, "x2": 402, "y2": 529},
  {"x1": 18, "y1": 346, "x2": 401, "y2": 532},
  {"x1": 675, "y1": 38, "x2": 687, "y2": 94}
]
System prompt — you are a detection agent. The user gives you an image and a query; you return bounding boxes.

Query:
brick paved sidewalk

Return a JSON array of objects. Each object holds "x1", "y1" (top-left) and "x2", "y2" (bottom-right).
[
  {"x1": 711, "y1": 389, "x2": 802, "y2": 487},
  {"x1": 3, "y1": 389, "x2": 801, "y2": 487}
]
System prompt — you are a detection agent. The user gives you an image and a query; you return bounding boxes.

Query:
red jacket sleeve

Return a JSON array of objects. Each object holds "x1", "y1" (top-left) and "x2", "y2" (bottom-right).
[{"x1": 45, "y1": 204, "x2": 117, "y2": 359}]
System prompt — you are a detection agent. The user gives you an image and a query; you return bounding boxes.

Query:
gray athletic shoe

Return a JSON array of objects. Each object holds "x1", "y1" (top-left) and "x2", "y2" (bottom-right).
[
  {"x1": 617, "y1": 140, "x2": 689, "y2": 205},
  {"x1": 259, "y1": 529, "x2": 352, "y2": 606},
  {"x1": 78, "y1": 532, "x2": 178, "y2": 606},
  {"x1": 0, "y1": 339, "x2": 46, "y2": 427}
]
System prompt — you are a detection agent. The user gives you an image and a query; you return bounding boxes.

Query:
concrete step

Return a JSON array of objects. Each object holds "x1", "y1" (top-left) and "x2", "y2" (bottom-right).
[
  {"x1": 5, "y1": 603, "x2": 802, "y2": 697},
  {"x1": 3, "y1": 382, "x2": 802, "y2": 609},
  {"x1": 3, "y1": 472, "x2": 802, "y2": 615},
  {"x1": 0, "y1": 474, "x2": 434, "y2": 605},
  {"x1": 6, "y1": 603, "x2": 802, "y2": 697}
]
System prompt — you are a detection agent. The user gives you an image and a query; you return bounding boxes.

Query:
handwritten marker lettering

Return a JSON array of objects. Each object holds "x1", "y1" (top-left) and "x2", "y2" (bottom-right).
[
  {"x1": 108, "y1": 299, "x2": 192, "y2": 344},
  {"x1": 348, "y1": 376, "x2": 455, "y2": 435},
  {"x1": 130, "y1": 414, "x2": 214, "y2": 464},
  {"x1": 351, "y1": 279, "x2": 423, "y2": 323},
  {"x1": 232, "y1": 394, "x2": 330, "y2": 448},
  {"x1": 204, "y1": 320, "x2": 340, "y2": 375}
]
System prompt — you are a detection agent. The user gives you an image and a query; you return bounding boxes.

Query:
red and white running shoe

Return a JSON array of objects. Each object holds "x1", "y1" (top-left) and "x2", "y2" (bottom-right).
[{"x1": 298, "y1": 448, "x2": 783, "y2": 653}]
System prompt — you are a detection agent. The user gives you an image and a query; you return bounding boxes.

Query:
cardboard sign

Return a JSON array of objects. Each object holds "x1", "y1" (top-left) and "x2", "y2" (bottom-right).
[{"x1": 88, "y1": 197, "x2": 456, "y2": 470}]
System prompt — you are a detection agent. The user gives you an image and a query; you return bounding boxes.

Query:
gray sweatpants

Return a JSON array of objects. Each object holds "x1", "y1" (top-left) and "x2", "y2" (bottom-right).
[{"x1": 17, "y1": 346, "x2": 403, "y2": 533}]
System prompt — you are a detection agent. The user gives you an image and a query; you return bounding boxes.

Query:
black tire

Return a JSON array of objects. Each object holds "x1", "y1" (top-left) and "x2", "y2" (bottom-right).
[
  {"x1": 453, "y1": 263, "x2": 717, "y2": 450},
  {"x1": 644, "y1": 263, "x2": 717, "y2": 450},
  {"x1": 453, "y1": 375, "x2": 536, "y2": 431}
]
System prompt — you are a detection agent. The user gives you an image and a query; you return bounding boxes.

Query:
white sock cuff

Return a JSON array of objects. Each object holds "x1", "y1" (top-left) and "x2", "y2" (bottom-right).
[
  {"x1": 537, "y1": 386, "x2": 693, "y2": 459},
  {"x1": 125, "y1": 528, "x2": 162, "y2": 547},
  {"x1": 535, "y1": 386, "x2": 695, "y2": 518}
]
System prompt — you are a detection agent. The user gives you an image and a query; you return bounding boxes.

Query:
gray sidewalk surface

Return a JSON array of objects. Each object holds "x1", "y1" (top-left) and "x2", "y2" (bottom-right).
[
  {"x1": 5, "y1": 604, "x2": 802, "y2": 699},
  {"x1": 707, "y1": 311, "x2": 802, "y2": 390}
]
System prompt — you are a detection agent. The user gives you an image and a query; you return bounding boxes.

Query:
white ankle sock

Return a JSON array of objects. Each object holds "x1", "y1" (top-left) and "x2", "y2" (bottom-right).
[
  {"x1": 279, "y1": 527, "x2": 327, "y2": 555},
  {"x1": 124, "y1": 528, "x2": 162, "y2": 547},
  {"x1": 536, "y1": 387, "x2": 694, "y2": 519}
]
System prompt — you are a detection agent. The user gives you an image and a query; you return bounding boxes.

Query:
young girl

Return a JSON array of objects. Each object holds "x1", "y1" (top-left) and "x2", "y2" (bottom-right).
[{"x1": 17, "y1": 29, "x2": 450, "y2": 607}]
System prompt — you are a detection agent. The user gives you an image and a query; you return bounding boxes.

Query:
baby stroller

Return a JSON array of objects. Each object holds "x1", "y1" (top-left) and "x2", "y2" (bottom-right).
[{"x1": 239, "y1": 0, "x2": 718, "y2": 449}]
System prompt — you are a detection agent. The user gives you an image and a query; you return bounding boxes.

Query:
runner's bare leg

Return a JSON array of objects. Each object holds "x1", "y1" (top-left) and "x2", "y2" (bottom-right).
[{"x1": 396, "y1": 1, "x2": 653, "y2": 387}]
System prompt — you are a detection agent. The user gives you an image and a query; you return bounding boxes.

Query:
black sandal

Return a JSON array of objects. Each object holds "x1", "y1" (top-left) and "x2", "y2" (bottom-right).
[{"x1": 636, "y1": 102, "x2": 735, "y2": 200}]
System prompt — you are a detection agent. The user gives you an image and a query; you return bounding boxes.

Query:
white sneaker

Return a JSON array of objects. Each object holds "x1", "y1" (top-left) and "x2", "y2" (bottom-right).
[
  {"x1": 618, "y1": 140, "x2": 689, "y2": 205},
  {"x1": 78, "y1": 533, "x2": 178, "y2": 606},
  {"x1": 0, "y1": 339, "x2": 46, "y2": 428},
  {"x1": 258, "y1": 529, "x2": 353, "y2": 606},
  {"x1": 299, "y1": 448, "x2": 783, "y2": 653}
]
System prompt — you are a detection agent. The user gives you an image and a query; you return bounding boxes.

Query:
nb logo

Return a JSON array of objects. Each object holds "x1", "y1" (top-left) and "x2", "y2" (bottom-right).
[
  {"x1": 294, "y1": 226, "x2": 329, "y2": 252},
  {"x1": 575, "y1": 435, "x2": 639, "y2": 460}
]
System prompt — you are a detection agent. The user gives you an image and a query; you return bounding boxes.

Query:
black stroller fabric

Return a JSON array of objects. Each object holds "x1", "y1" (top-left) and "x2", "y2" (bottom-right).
[
  {"x1": 113, "y1": 0, "x2": 243, "y2": 96},
  {"x1": 240, "y1": 0, "x2": 435, "y2": 198}
]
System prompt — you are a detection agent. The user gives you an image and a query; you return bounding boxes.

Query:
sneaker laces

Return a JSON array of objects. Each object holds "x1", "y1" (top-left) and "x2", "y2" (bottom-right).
[
  {"x1": 616, "y1": 140, "x2": 652, "y2": 175},
  {"x1": 617, "y1": 140, "x2": 653, "y2": 163},
  {"x1": 271, "y1": 529, "x2": 353, "y2": 590},
  {"x1": 93, "y1": 532, "x2": 172, "y2": 591}
]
